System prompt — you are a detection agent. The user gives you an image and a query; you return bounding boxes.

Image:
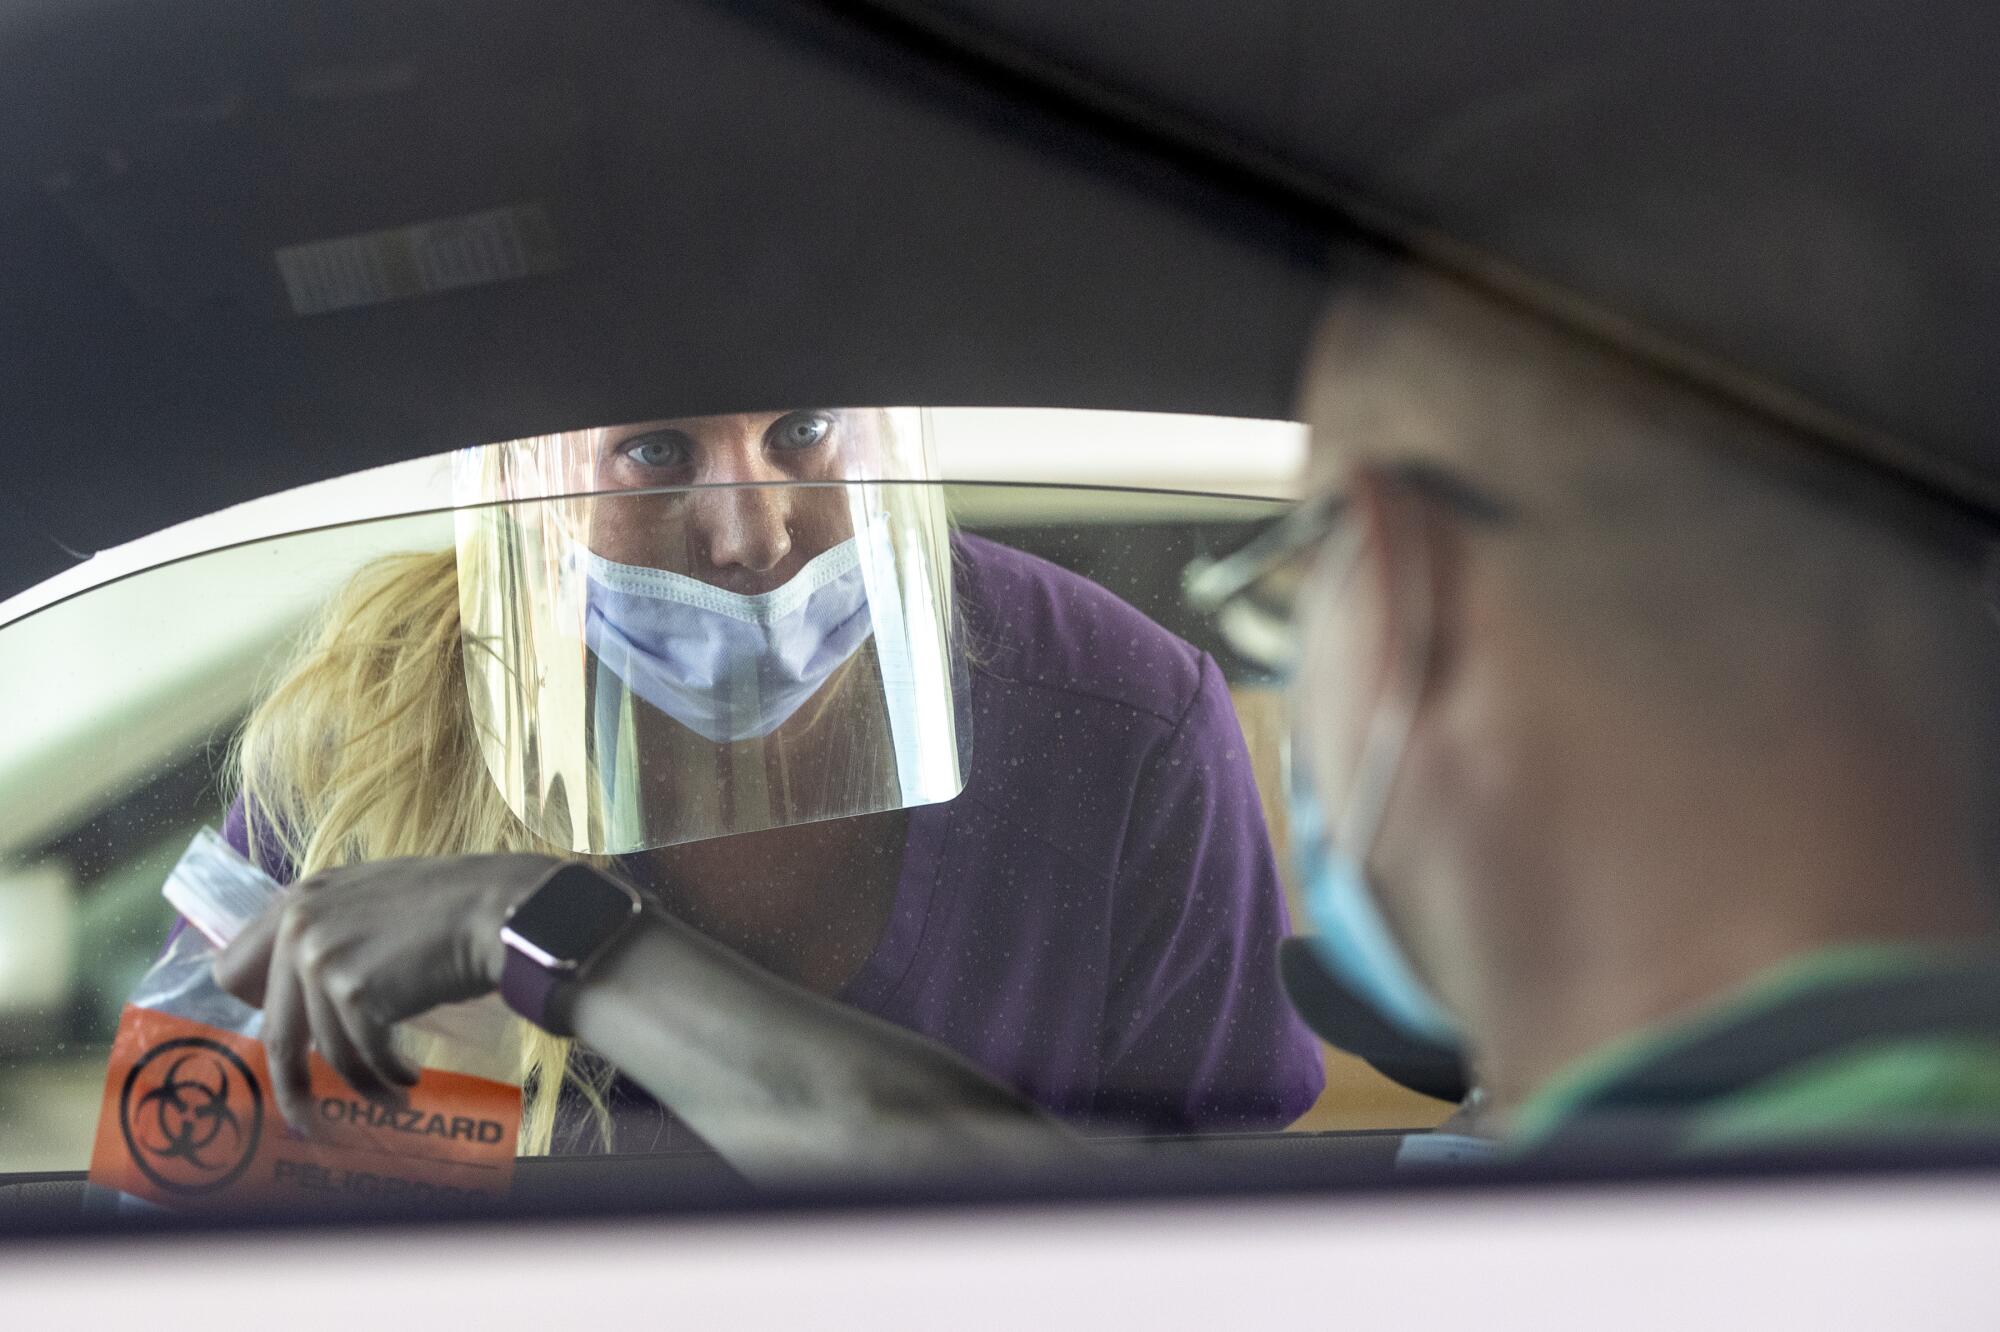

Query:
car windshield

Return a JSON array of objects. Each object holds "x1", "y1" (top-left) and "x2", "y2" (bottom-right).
[{"x1": 0, "y1": 410, "x2": 1461, "y2": 1223}]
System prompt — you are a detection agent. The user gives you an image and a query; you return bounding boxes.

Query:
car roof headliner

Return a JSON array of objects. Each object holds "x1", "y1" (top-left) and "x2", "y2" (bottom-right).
[{"x1": 3, "y1": 0, "x2": 1995, "y2": 603}]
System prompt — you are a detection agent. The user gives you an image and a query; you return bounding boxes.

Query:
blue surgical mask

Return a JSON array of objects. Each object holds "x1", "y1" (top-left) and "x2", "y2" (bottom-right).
[
  {"x1": 580, "y1": 538, "x2": 874, "y2": 743},
  {"x1": 1288, "y1": 756, "x2": 1460, "y2": 1048},
  {"x1": 1287, "y1": 502, "x2": 1461, "y2": 1051}
]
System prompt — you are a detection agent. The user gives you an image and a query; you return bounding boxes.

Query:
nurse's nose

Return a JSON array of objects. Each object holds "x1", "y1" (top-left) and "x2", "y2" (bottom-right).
[{"x1": 690, "y1": 444, "x2": 793, "y2": 575}]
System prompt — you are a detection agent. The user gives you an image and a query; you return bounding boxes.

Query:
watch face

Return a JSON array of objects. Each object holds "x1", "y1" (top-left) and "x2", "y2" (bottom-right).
[{"x1": 505, "y1": 864, "x2": 640, "y2": 967}]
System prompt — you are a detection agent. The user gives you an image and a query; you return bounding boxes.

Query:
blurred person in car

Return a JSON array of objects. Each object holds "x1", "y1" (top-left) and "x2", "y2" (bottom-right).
[
  {"x1": 202, "y1": 407, "x2": 1322, "y2": 1161},
  {"x1": 1264, "y1": 249, "x2": 2000, "y2": 1158}
]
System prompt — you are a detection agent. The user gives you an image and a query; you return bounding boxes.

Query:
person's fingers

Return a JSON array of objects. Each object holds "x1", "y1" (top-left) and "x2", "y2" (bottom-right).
[
  {"x1": 261, "y1": 927, "x2": 316, "y2": 1132},
  {"x1": 302, "y1": 976, "x2": 408, "y2": 1107},
  {"x1": 320, "y1": 959, "x2": 421, "y2": 1091},
  {"x1": 211, "y1": 900, "x2": 287, "y2": 1007}
]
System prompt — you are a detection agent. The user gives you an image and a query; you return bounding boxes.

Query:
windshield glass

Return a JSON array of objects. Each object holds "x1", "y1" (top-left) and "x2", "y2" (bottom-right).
[{"x1": 0, "y1": 458, "x2": 1451, "y2": 1220}]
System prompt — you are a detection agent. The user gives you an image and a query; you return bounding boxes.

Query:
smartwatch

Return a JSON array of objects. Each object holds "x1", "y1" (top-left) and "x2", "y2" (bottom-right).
[{"x1": 498, "y1": 862, "x2": 644, "y2": 1035}]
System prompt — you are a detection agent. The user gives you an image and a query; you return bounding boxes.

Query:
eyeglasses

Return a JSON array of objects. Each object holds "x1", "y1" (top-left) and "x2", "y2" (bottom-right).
[
  {"x1": 1183, "y1": 489, "x2": 1354, "y2": 675},
  {"x1": 1184, "y1": 464, "x2": 1509, "y2": 674}
]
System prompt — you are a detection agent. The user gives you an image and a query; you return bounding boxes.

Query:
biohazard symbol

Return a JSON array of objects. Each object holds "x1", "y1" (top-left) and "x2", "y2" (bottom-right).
[{"x1": 118, "y1": 1036, "x2": 264, "y2": 1195}]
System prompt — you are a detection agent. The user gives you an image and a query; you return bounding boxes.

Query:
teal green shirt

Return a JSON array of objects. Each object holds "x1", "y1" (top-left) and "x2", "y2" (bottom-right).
[{"x1": 1511, "y1": 946, "x2": 2000, "y2": 1157}]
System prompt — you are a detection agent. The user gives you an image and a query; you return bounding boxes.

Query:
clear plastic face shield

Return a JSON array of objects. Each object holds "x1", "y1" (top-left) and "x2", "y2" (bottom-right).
[{"x1": 452, "y1": 408, "x2": 968, "y2": 854}]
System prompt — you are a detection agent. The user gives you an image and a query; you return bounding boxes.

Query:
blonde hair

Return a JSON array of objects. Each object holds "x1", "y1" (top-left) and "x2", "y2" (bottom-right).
[{"x1": 231, "y1": 548, "x2": 613, "y2": 1155}]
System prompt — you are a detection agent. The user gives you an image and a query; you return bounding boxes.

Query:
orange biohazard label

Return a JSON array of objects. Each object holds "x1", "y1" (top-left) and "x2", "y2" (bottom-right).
[{"x1": 88, "y1": 1005, "x2": 520, "y2": 1211}]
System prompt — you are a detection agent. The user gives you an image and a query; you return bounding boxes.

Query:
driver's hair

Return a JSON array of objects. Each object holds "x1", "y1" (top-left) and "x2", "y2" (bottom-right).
[{"x1": 231, "y1": 547, "x2": 609, "y2": 1155}]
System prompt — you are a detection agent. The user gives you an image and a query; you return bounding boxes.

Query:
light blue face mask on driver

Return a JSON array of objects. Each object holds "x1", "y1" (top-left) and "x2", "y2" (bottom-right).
[
  {"x1": 580, "y1": 537, "x2": 875, "y2": 743},
  {"x1": 1289, "y1": 753, "x2": 1460, "y2": 1048},
  {"x1": 1287, "y1": 503, "x2": 1462, "y2": 1053}
]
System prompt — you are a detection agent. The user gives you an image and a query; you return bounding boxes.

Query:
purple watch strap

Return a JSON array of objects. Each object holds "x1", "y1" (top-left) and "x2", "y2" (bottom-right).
[
  {"x1": 498, "y1": 862, "x2": 643, "y2": 1035},
  {"x1": 500, "y1": 940, "x2": 565, "y2": 1034}
]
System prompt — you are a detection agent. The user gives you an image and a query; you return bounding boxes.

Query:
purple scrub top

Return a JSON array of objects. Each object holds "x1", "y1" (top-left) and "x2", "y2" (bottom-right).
[{"x1": 222, "y1": 534, "x2": 1324, "y2": 1147}]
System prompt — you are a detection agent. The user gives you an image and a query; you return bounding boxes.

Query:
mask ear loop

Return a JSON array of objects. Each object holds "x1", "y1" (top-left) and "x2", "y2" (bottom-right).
[{"x1": 1334, "y1": 494, "x2": 1437, "y2": 869}]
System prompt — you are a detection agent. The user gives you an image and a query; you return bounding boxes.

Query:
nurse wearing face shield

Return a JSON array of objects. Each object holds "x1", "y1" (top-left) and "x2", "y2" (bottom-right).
[
  {"x1": 457, "y1": 408, "x2": 965, "y2": 861},
  {"x1": 209, "y1": 407, "x2": 1323, "y2": 1174}
]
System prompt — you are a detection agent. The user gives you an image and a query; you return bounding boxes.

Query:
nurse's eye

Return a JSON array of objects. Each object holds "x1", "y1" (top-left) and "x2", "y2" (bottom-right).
[
  {"x1": 618, "y1": 430, "x2": 691, "y2": 470},
  {"x1": 768, "y1": 411, "x2": 834, "y2": 452}
]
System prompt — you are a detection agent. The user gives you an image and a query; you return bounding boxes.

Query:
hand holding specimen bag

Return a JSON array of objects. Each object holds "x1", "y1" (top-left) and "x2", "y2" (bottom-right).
[
  {"x1": 88, "y1": 829, "x2": 523, "y2": 1212},
  {"x1": 454, "y1": 408, "x2": 969, "y2": 854}
]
